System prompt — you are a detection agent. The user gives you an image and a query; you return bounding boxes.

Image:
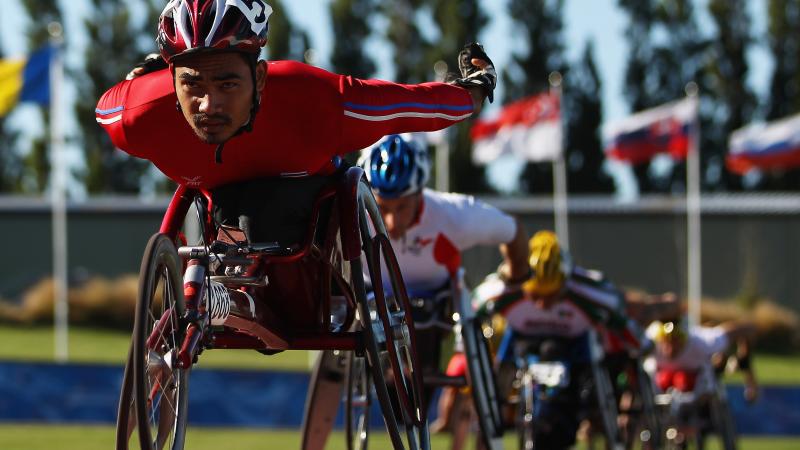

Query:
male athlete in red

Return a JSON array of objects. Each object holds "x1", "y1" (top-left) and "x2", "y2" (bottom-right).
[{"x1": 96, "y1": 0, "x2": 496, "y2": 193}]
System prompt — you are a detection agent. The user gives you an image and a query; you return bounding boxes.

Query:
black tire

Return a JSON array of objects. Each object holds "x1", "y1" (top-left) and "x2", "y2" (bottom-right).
[
  {"x1": 517, "y1": 371, "x2": 536, "y2": 450},
  {"x1": 115, "y1": 345, "x2": 135, "y2": 450},
  {"x1": 346, "y1": 351, "x2": 372, "y2": 450},
  {"x1": 635, "y1": 364, "x2": 662, "y2": 450},
  {"x1": 132, "y1": 233, "x2": 188, "y2": 450},
  {"x1": 462, "y1": 318, "x2": 504, "y2": 448},
  {"x1": 710, "y1": 385, "x2": 737, "y2": 450},
  {"x1": 352, "y1": 181, "x2": 430, "y2": 450}
]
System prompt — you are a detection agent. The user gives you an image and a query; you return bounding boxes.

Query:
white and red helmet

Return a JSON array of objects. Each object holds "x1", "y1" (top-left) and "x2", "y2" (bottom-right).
[{"x1": 157, "y1": 0, "x2": 273, "y2": 62}]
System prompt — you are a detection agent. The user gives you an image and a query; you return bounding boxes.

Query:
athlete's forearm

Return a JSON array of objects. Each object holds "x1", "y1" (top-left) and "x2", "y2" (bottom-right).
[{"x1": 498, "y1": 219, "x2": 529, "y2": 282}]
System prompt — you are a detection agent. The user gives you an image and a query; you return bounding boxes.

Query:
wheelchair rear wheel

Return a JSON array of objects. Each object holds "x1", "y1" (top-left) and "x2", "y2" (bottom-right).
[
  {"x1": 352, "y1": 182, "x2": 430, "y2": 450},
  {"x1": 132, "y1": 233, "x2": 188, "y2": 450}
]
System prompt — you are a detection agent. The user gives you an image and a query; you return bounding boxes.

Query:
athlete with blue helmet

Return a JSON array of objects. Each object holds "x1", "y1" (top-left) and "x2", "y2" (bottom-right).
[{"x1": 360, "y1": 133, "x2": 529, "y2": 441}]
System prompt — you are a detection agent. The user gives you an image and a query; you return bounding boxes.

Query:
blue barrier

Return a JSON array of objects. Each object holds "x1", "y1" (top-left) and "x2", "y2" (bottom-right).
[{"x1": 0, "y1": 361, "x2": 797, "y2": 435}]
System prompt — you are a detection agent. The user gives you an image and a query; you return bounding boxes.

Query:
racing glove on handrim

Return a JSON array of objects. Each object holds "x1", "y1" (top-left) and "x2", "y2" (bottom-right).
[{"x1": 451, "y1": 42, "x2": 497, "y2": 103}]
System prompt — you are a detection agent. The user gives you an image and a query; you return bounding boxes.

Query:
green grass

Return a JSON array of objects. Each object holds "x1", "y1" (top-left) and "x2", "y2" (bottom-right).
[
  {"x1": 1, "y1": 324, "x2": 799, "y2": 384},
  {"x1": 0, "y1": 325, "x2": 314, "y2": 371},
  {"x1": 0, "y1": 424, "x2": 797, "y2": 450}
]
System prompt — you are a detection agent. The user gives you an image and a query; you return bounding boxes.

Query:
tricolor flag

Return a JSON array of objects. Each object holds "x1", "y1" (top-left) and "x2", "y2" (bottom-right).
[
  {"x1": 603, "y1": 97, "x2": 698, "y2": 164},
  {"x1": 0, "y1": 46, "x2": 54, "y2": 117},
  {"x1": 727, "y1": 113, "x2": 800, "y2": 175},
  {"x1": 470, "y1": 92, "x2": 561, "y2": 164}
]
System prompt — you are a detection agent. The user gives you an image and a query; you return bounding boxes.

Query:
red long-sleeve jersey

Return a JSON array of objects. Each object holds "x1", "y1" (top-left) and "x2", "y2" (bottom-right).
[{"x1": 95, "y1": 61, "x2": 474, "y2": 189}]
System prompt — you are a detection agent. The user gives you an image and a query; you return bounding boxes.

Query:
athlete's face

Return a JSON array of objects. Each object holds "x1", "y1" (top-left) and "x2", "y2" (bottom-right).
[
  {"x1": 173, "y1": 52, "x2": 267, "y2": 144},
  {"x1": 375, "y1": 192, "x2": 422, "y2": 240},
  {"x1": 658, "y1": 337, "x2": 686, "y2": 359}
]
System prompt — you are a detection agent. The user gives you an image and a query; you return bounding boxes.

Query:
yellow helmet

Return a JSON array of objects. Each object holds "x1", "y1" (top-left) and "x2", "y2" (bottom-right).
[
  {"x1": 522, "y1": 230, "x2": 565, "y2": 297},
  {"x1": 653, "y1": 321, "x2": 688, "y2": 346}
]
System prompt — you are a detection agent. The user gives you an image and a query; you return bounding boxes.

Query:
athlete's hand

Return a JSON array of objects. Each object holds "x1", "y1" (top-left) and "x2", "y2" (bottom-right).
[
  {"x1": 451, "y1": 42, "x2": 497, "y2": 112},
  {"x1": 126, "y1": 53, "x2": 168, "y2": 80}
]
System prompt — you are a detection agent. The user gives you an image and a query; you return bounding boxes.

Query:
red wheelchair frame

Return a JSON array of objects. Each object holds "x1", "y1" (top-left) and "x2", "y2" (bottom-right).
[{"x1": 115, "y1": 167, "x2": 430, "y2": 450}]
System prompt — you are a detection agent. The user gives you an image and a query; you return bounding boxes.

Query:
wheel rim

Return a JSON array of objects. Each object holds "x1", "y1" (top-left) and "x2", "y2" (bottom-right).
[{"x1": 134, "y1": 235, "x2": 187, "y2": 450}]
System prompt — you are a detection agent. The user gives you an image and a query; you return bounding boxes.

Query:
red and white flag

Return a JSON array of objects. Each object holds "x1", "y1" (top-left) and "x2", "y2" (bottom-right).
[{"x1": 470, "y1": 92, "x2": 562, "y2": 164}]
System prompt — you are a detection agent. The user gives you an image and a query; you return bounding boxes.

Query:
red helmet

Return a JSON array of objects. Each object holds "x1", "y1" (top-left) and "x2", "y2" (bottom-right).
[{"x1": 157, "y1": 0, "x2": 272, "y2": 63}]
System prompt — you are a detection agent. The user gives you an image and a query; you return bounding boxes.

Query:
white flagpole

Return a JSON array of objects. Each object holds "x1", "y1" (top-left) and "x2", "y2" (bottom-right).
[
  {"x1": 49, "y1": 22, "x2": 68, "y2": 362},
  {"x1": 685, "y1": 82, "x2": 702, "y2": 327},
  {"x1": 549, "y1": 72, "x2": 569, "y2": 249}
]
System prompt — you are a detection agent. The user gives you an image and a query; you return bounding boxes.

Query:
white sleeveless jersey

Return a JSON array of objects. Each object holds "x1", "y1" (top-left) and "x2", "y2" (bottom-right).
[{"x1": 380, "y1": 189, "x2": 516, "y2": 293}]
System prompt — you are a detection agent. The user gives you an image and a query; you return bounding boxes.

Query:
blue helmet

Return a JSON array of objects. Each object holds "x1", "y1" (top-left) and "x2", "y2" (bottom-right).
[{"x1": 360, "y1": 134, "x2": 430, "y2": 198}]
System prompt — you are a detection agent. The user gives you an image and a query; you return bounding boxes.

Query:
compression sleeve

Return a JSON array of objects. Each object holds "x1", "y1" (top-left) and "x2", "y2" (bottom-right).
[{"x1": 337, "y1": 76, "x2": 474, "y2": 152}]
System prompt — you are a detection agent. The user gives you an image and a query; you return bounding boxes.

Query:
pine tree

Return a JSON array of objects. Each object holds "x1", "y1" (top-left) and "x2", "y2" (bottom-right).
[
  {"x1": 425, "y1": 0, "x2": 490, "y2": 193},
  {"x1": 329, "y1": 0, "x2": 376, "y2": 79},
  {"x1": 379, "y1": 0, "x2": 431, "y2": 84},
  {"x1": 505, "y1": 0, "x2": 567, "y2": 194},
  {"x1": 756, "y1": 0, "x2": 800, "y2": 189},
  {"x1": 75, "y1": 0, "x2": 159, "y2": 194},
  {"x1": 618, "y1": 0, "x2": 709, "y2": 193},
  {"x1": 766, "y1": 0, "x2": 800, "y2": 121},
  {"x1": 0, "y1": 39, "x2": 22, "y2": 193},
  {"x1": 19, "y1": 0, "x2": 63, "y2": 193},
  {"x1": 706, "y1": 0, "x2": 756, "y2": 190},
  {"x1": 564, "y1": 41, "x2": 612, "y2": 193},
  {"x1": 503, "y1": 0, "x2": 565, "y2": 104},
  {"x1": 266, "y1": 0, "x2": 311, "y2": 62}
]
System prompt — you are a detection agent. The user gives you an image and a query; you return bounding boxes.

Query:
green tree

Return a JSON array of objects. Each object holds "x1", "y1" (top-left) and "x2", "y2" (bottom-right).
[
  {"x1": 0, "y1": 40, "x2": 22, "y2": 193},
  {"x1": 425, "y1": 0, "x2": 490, "y2": 193},
  {"x1": 618, "y1": 0, "x2": 709, "y2": 193},
  {"x1": 329, "y1": 0, "x2": 376, "y2": 79},
  {"x1": 758, "y1": 0, "x2": 800, "y2": 189},
  {"x1": 75, "y1": 1, "x2": 159, "y2": 194},
  {"x1": 706, "y1": 0, "x2": 756, "y2": 190},
  {"x1": 564, "y1": 41, "x2": 612, "y2": 193},
  {"x1": 503, "y1": 0, "x2": 565, "y2": 104},
  {"x1": 504, "y1": 0, "x2": 567, "y2": 194},
  {"x1": 267, "y1": 0, "x2": 310, "y2": 62},
  {"x1": 380, "y1": 0, "x2": 431, "y2": 84},
  {"x1": 19, "y1": 0, "x2": 63, "y2": 193},
  {"x1": 766, "y1": 0, "x2": 800, "y2": 121}
]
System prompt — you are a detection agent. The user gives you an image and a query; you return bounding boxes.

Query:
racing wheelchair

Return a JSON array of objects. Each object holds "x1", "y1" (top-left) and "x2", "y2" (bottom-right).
[
  {"x1": 510, "y1": 329, "x2": 624, "y2": 450},
  {"x1": 114, "y1": 167, "x2": 429, "y2": 450},
  {"x1": 651, "y1": 363, "x2": 737, "y2": 450},
  {"x1": 330, "y1": 267, "x2": 505, "y2": 450}
]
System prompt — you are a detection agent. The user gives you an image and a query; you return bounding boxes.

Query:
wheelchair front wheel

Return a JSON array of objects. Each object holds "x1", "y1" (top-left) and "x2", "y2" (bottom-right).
[
  {"x1": 346, "y1": 351, "x2": 372, "y2": 450},
  {"x1": 115, "y1": 345, "x2": 135, "y2": 450},
  {"x1": 132, "y1": 233, "x2": 189, "y2": 450}
]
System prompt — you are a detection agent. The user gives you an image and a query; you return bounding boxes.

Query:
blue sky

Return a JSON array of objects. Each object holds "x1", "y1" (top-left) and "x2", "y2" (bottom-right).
[{"x1": 0, "y1": 0, "x2": 773, "y2": 197}]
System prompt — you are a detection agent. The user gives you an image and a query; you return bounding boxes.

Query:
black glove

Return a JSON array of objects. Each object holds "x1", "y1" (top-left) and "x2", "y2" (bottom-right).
[
  {"x1": 126, "y1": 53, "x2": 168, "y2": 80},
  {"x1": 451, "y1": 42, "x2": 497, "y2": 103}
]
